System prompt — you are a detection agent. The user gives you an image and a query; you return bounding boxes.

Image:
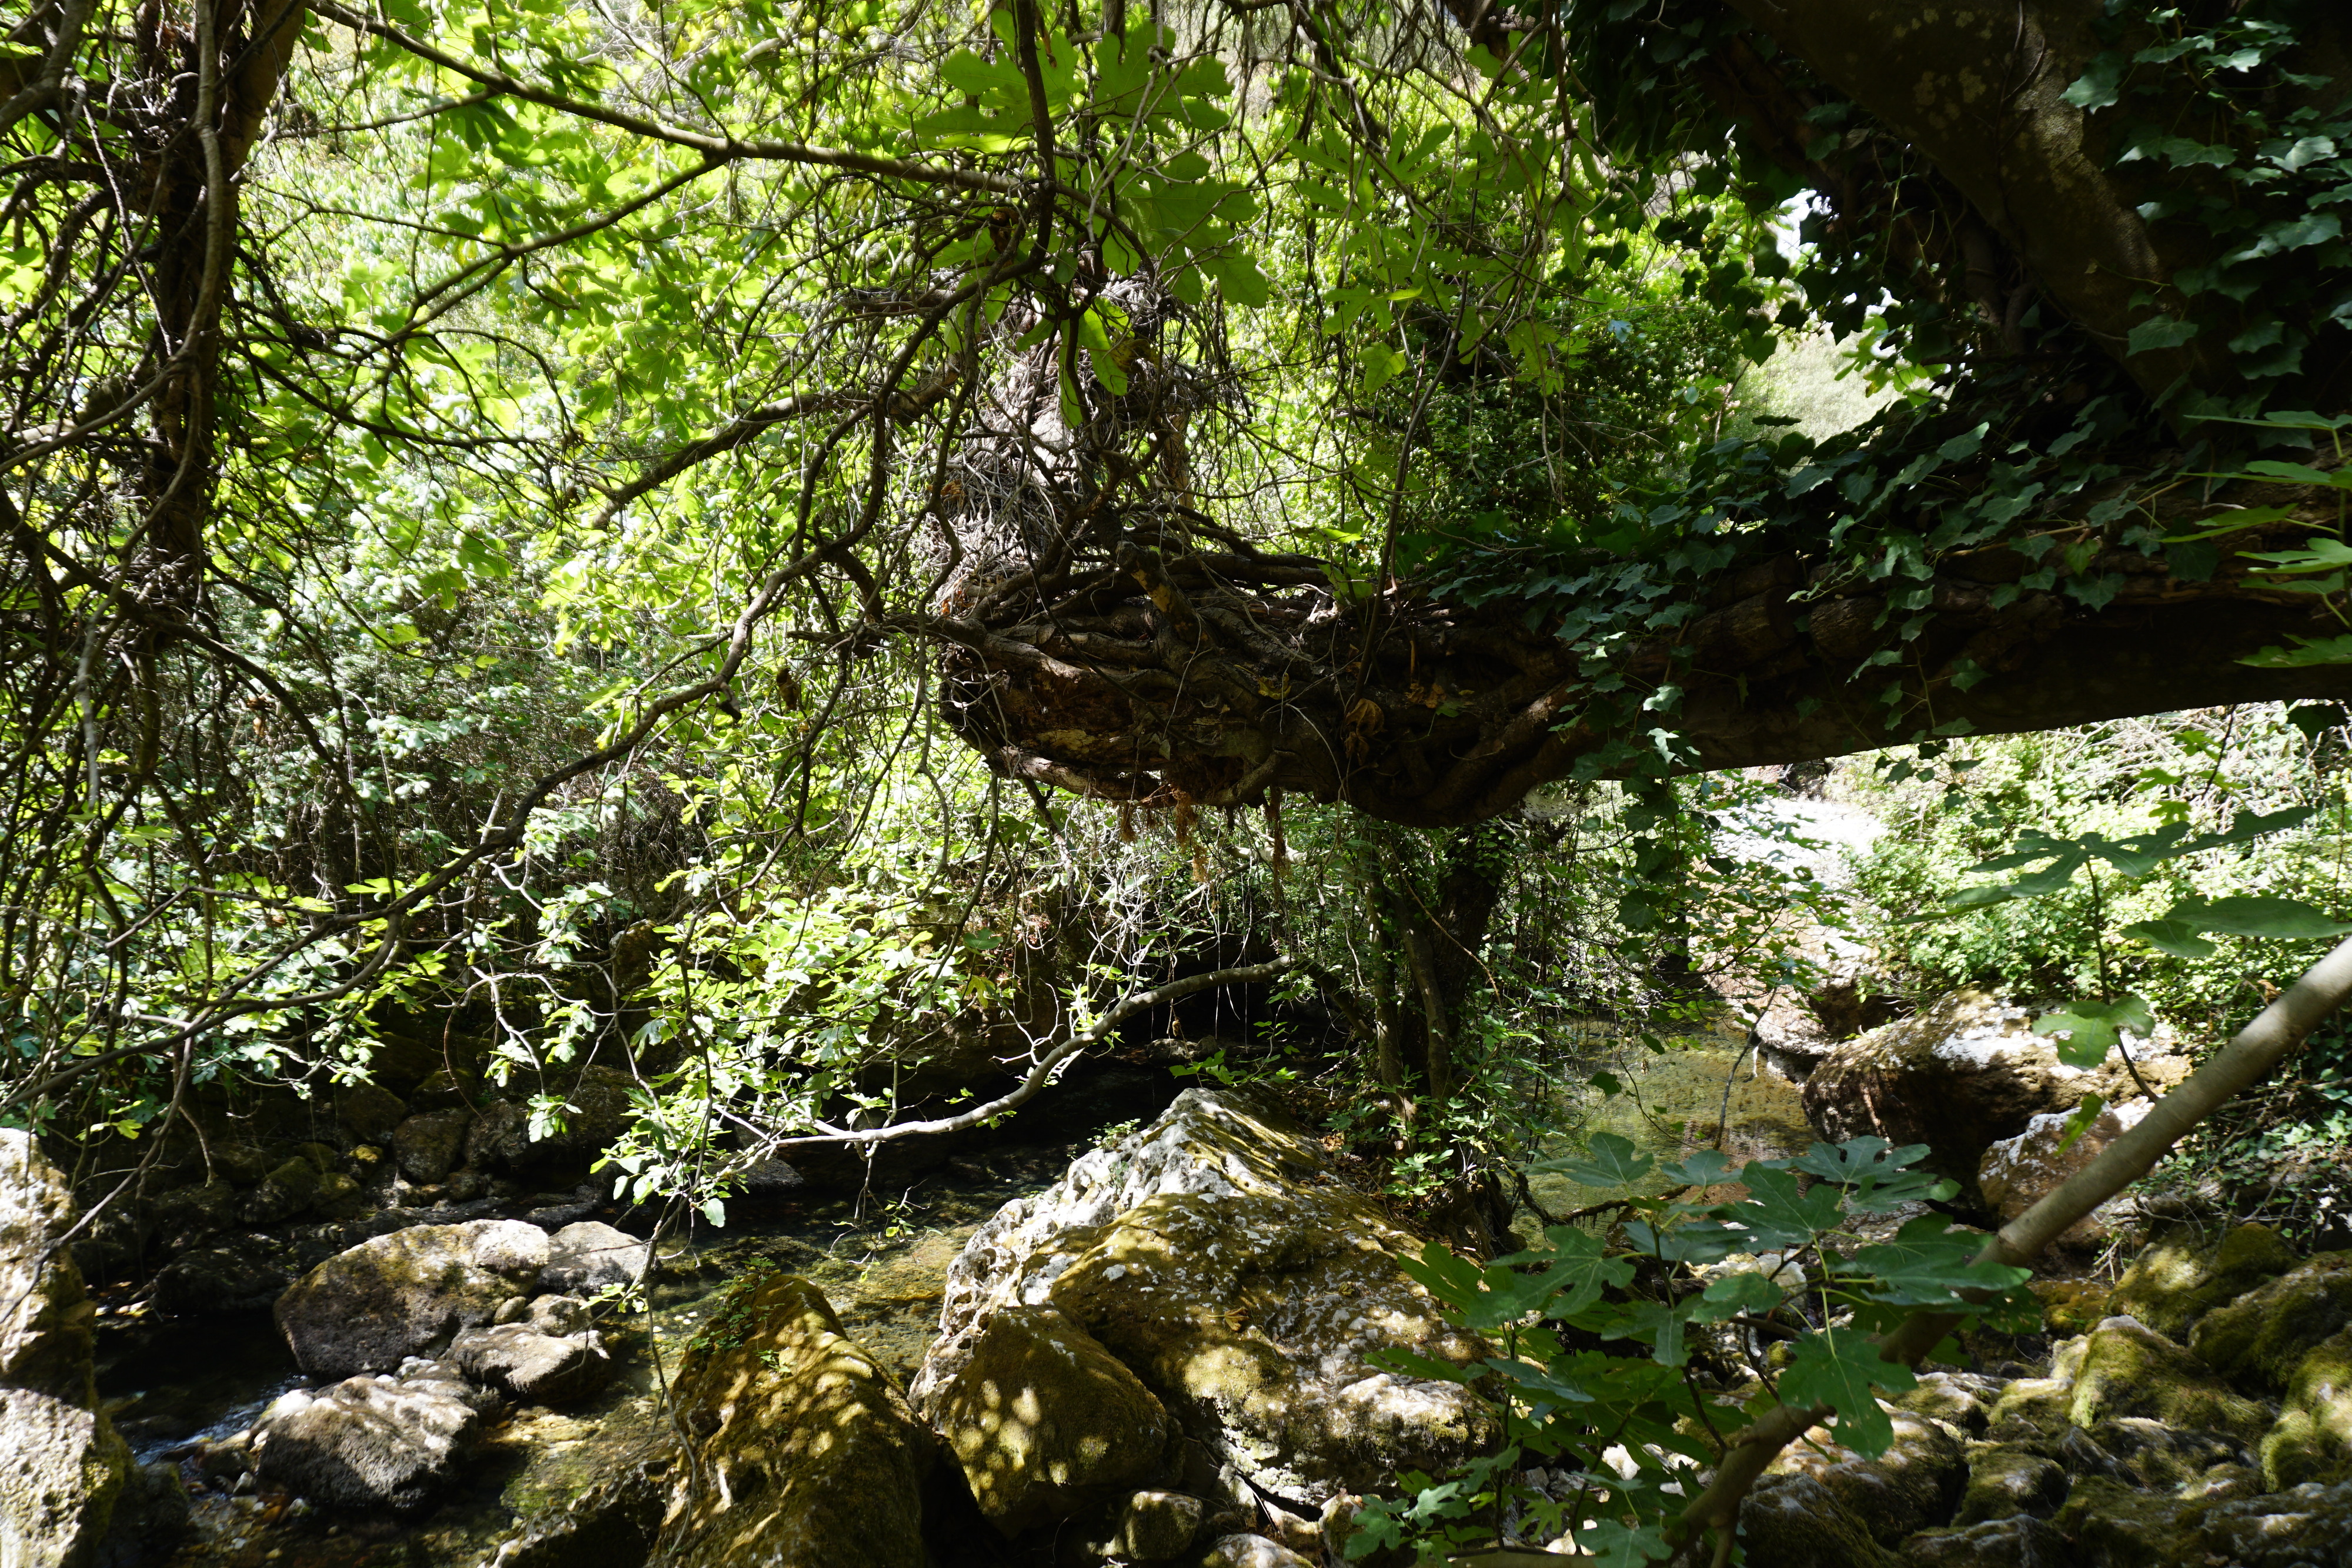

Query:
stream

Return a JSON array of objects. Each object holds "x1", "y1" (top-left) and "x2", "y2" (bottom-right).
[{"x1": 94, "y1": 1109, "x2": 1142, "y2": 1568}]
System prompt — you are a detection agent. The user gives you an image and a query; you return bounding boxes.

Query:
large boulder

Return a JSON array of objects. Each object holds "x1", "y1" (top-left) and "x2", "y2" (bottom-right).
[
  {"x1": 648, "y1": 1269, "x2": 932, "y2": 1568},
  {"x1": 251, "y1": 1358, "x2": 496, "y2": 1510},
  {"x1": 390, "y1": 1108, "x2": 473, "y2": 1183},
  {"x1": 2259, "y1": 1326, "x2": 2352, "y2": 1489},
  {"x1": 0, "y1": 1130, "x2": 132, "y2": 1568},
  {"x1": 911, "y1": 1088, "x2": 1496, "y2": 1518},
  {"x1": 275, "y1": 1219, "x2": 550, "y2": 1376},
  {"x1": 928, "y1": 1304, "x2": 1172, "y2": 1535},
  {"x1": 1799, "y1": 989, "x2": 2190, "y2": 1190},
  {"x1": 2109, "y1": 1223, "x2": 2298, "y2": 1343}
]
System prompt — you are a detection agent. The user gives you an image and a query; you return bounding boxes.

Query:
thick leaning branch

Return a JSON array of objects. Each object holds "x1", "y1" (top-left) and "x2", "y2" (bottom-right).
[
  {"x1": 942, "y1": 499, "x2": 2352, "y2": 827},
  {"x1": 760, "y1": 956, "x2": 1302, "y2": 1149}
]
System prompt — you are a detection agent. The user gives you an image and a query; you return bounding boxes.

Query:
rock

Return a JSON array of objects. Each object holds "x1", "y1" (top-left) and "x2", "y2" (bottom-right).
[
  {"x1": 527, "y1": 1293, "x2": 592, "y2": 1336},
  {"x1": 313, "y1": 1171, "x2": 367, "y2": 1218},
  {"x1": 2260, "y1": 1326, "x2": 2352, "y2": 1489},
  {"x1": 1078, "y1": 1489, "x2": 1204, "y2": 1563},
  {"x1": 485, "y1": 1450, "x2": 669, "y2": 1568},
  {"x1": 1763, "y1": 1409, "x2": 1966, "y2": 1546},
  {"x1": 2191, "y1": 1477, "x2": 2352, "y2": 1567},
  {"x1": 251, "y1": 1359, "x2": 494, "y2": 1510},
  {"x1": 92, "y1": 1459, "x2": 191, "y2": 1568},
  {"x1": 2026, "y1": 1279, "x2": 2112, "y2": 1338},
  {"x1": 466, "y1": 1100, "x2": 528, "y2": 1169},
  {"x1": 737, "y1": 1159, "x2": 804, "y2": 1198},
  {"x1": 392, "y1": 1109, "x2": 474, "y2": 1183},
  {"x1": 239, "y1": 1155, "x2": 322, "y2": 1224},
  {"x1": 1807, "y1": 961, "x2": 1902, "y2": 1044},
  {"x1": 1977, "y1": 1102, "x2": 2152, "y2": 1248},
  {"x1": 1983, "y1": 1379, "x2": 2073, "y2": 1443},
  {"x1": 1900, "y1": 1371, "x2": 2001, "y2": 1437},
  {"x1": 152, "y1": 1238, "x2": 289, "y2": 1315},
  {"x1": 647, "y1": 1270, "x2": 931, "y2": 1568},
  {"x1": 66, "y1": 1190, "x2": 149, "y2": 1284},
  {"x1": 1799, "y1": 989, "x2": 2191, "y2": 1190},
  {"x1": 913, "y1": 1089, "x2": 1495, "y2": 1512},
  {"x1": 0, "y1": 1129, "x2": 132, "y2": 1567},
  {"x1": 2193, "y1": 1252, "x2": 2352, "y2": 1392},
  {"x1": 275, "y1": 1219, "x2": 551, "y2": 1376},
  {"x1": 339, "y1": 1084, "x2": 410, "y2": 1144},
  {"x1": 147, "y1": 1180, "x2": 238, "y2": 1239},
  {"x1": 2050, "y1": 1476, "x2": 2199, "y2": 1568},
  {"x1": 1736, "y1": 1472, "x2": 1898, "y2": 1567},
  {"x1": 931, "y1": 1304, "x2": 1171, "y2": 1535},
  {"x1": 517, "y1": 1066, "x2": 639, "y2": 1168},
  {"x1": 2110, "y1": 1223, "x2": 2298, "y2": 1344},
  {"x1": 209, "y1": 1142, "x2": 275, "y2": 1184},
  {"x1": 2067, "y1": 1316, "x2": 2271, "y2": 1445},
  {"x1": 451, "y1": 1323, "x2": 611, "y2": 1405},
  {"x1": 542, "y1": 1221, "x2": 652, "y2": 1295},
  {"x1": 2089, "y1": 1417, "x2": 2244, "y2": 1487},
  {"x1": 1192, "y1": 1536, "x2": 1314, "y2": 1568},
  {"x1": 1953, "y1": 1445, "x2": 2067, "y2": 1526},
  {"x1": 1900, "y1": 1513, "x2": 2066, "y2": 1567}
]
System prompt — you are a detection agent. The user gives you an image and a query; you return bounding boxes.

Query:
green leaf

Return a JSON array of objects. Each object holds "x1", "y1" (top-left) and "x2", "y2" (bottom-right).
[
  {"x1": 1694, "y1": 1268, "x2": 1785, "y2": 1322},
  {"x1": 700, "y1": 1197, "x2": 727, "y2": 1228},
  {"x1": 1779, "y1": 1330, "x2": 1917, "y2": 1456},
  {"x1": 1361, "y1": 342, "x2": 1406, "y2": 397},
  {"x1": 2055, "y1": 1094, "x2": 2105, "y2": 1155},
  {"x1": 2241, "y1": 635, "x2": 2352, "y2": 668},
  {"x1": 2126, "y1": 316, "x2": 2199, "y2": 355},
  {"x1": 1531, "y1": 1130, "x2": 1655, "y2": 1189},
  {"x1": 1569, "y1": 1519, "x2": 1675, "y2": 1568},
  {"x1": 2120, "y1": 915, "x2": 2218, "y2": 959},
  {"x1": 2061, "y1": 54, "x2": 2126, "y2": 110},
  {"x1": 2033, "y1": 994, "x2": 2153, "y2": 1069},
  {"x1": 2175, "y1": 895, "x2": 2352, "y2": 942}
]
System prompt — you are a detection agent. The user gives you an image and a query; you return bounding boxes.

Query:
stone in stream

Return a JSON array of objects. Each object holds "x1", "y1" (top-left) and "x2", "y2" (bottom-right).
[
  {"x1": 451, "y1": 1321, "x2": 612, "y2": 1405},
  {"x1": 911, "y1": 1088, "x2": 1495, "y2": 1527},
  {"x1": 274, "y1": 1218, "x2": 550, "y2": 1376},
  {"x1": 250, "y1": 1357, "x2": 498, "y2": 1510},
  {"x1": 1798, "y1": 988, "x2": 2190, "y2": 1194},
  {"x1": 540, "y1": 1220, "x2": 652, "y2": 1295},
  {"x1": 0, "y1": 1128, "x2": 133, "y2": 1567},
  {"x1": 647, "y1": 1269, "x2": 933, "y2": 1568},
  {"x1": 151, "y1": 1235, "x2": 290, "y2": 1316}
]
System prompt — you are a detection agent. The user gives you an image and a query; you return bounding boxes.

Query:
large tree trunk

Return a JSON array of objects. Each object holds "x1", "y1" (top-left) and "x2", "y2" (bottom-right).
[{"x1": 940, "y1": 502, "x2": 2352, "y2": 828}]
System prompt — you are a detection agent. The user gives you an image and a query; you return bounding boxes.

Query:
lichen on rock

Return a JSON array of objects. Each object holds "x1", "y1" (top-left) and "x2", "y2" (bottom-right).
[{"x1": 274, "y1": 1218, "x2": 552, "y2": 1376}]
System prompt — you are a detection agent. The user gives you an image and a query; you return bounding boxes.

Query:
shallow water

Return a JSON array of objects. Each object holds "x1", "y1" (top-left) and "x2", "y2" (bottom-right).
[
  {"x1": 1526, "y1": 1022, "x2": 1818, "y2": 1218},
  {"x1": 94, "y1": 1137, "x2": 1094, "y2": 1568}
]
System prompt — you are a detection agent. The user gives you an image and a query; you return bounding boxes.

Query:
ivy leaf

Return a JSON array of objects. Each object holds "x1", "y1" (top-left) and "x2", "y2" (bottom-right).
[
  {"x1": 1778, "y1": 1330, "x2": 1917, "y2": 1457},
  {"x1": 2126, "y1": 315, "x2": 2199, "y2": 355},
  {"x1": 1532, "y1": 1130, "x2": 1655, "y2": 1189},
  {"x1": 2033, "y1": 994, "x2": 2153, "y2": 1069},
  {"x1": 2241, "y1": 634, "x2": 2352, "y2": 668},
  {"x1": 2061, "y1": 54, "x2": 2126, "y2": 110}
]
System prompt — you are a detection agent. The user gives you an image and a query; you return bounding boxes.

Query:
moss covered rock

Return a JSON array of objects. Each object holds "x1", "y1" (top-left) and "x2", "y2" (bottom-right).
[
  {"x1": 649, "y1": 1271, "x2": 930, "y2": 1568},
  {"x1": 2051, "y1": 1476, "x2": 2201, "y2": 1568},
  {"x1": 2258, "y1": 1326, "x2": 2352, "y2": 1490},
  {"x1": 2191, "y1": 1252, "x2": 2352, "y2": 1392},
  {"x1": 2190, "y1": 1477, "x2": 2352, "y2": 1566},
  {"x1": 1736, "y1": 1472, "x2": 1899, "y2": 1567},
  {"x1": 1900, "y1": 1514, "x2": 2065, "y2": 1567},
  {"x1": 931, "y1": 1305, "x2": 1170, "y2": 1536},
  {"x1": 2109, "y1": 1224, "x2": 2296, "y2": 1345},
  {"x1": 1899, "y1": 1372, "x2": 1999, "y2": 1437},
  {"x1": 1983, "y1": 1378, "x2": 2073, "y2": 1443},
  {"x1": 1763, "y1": 1410, "x2": 1966, "y2": 1546},
  {"x1": 1953, "y1": 1445, "x2": 2067, "y2": 1526},
  {"x1": 0, "y1": 1130, "x2": 131, "y2": 1568},
  {"x1": 275, "y1": 1218, "x2": 551, "y2": 1376},
  {"x1": 2067, "y1": 1317, "x2": 2271, "y2": 1446},
  {"x1": 914, "y1": 1089, "x2": 1495, "y2": 1509}
]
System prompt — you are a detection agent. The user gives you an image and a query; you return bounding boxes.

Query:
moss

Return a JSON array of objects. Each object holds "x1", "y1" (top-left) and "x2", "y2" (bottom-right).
[
  {"x1": 2260, "y1": 1326, "x2": 2352, "y2": 1490},
  {"x1": 931, "y1": 1306, "x2": 1171, "y2": 1536},
  {"x1": 2190, "y1": 1252, "x2": 2352, "y2": 1392},
  {"x1": 1736, "y1": 1472, "x2": 1899, "y2": 1567},
  {"x1": 2051, "y1": 1476, "x2": 2203, "y2": 1568},
  {"x1": 1953, "y1": 1445, "x2": 2067, "y2": 1526},
  {"x1": 2109, "y1": 1223, "x2": 2297, "y2": 1344},
  {"x1": 2030, "y1": 1279, "x2": 2114, "y2": 1339},
  {"x1": 2067, "y1": 1320, "x2": 2271, "y2": 1446},
  {"x1": 1984, "y1": 1378, "x2": 2073, "y2": 1442}
]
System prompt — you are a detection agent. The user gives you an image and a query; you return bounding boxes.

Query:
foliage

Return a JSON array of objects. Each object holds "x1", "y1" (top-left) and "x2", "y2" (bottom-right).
[{"x1": 1345, "y1": 1134, "x2": 2033, "y2": 1565}]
